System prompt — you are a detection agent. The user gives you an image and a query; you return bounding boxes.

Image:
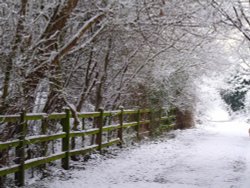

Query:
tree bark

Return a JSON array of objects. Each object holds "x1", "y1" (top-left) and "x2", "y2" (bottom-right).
[
  {"x1": 0, "y1": 0, "x2": 28, "y2": 114},
  {"x1": 94, "y1": 37, "x2": 112, "y2": 111}
]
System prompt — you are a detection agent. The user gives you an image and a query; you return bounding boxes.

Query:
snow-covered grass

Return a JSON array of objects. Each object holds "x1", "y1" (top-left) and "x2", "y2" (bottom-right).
[{"x1": 25, "y1": 117, "x2": 250, "y2": 188}]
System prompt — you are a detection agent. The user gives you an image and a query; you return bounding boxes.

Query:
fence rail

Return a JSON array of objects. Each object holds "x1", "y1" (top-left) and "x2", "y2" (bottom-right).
[{"x1": 0, "y1": 107, "x2": 175, "y2": 186}]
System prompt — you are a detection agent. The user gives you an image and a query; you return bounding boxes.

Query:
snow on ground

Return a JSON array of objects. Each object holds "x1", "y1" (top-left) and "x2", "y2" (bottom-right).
[{"x1": 27, "y1": 116, "x2": 250, "y2": 188}]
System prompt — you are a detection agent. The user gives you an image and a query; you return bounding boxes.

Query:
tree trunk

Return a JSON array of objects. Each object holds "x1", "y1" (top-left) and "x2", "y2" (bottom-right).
[
  {"x1": 0, "y1": 57, "x2": 12, "y2": 114},
  {"x1": 91, "y1": 38, "x2": 112, "y2": 145}
]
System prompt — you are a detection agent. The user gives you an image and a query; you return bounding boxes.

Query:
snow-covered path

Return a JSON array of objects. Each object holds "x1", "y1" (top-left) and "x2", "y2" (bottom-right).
[{"x1": 37, "y1": 120, "x2": 250, "y2": 188}]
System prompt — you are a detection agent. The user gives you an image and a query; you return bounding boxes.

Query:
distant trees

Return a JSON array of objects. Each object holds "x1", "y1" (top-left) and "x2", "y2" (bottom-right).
[
  {"x1": 211, "y1": 0, "x2": 250, "y2": 43},
  {"x1": 211, "y1": 0, "x2": 250, "y2": 113},
  {"x1": 138, "y1": 0, "x2": 225, "y2": 128},
  {"x1": 221, "y1": 69, "x2": 250, "y2": 112}
]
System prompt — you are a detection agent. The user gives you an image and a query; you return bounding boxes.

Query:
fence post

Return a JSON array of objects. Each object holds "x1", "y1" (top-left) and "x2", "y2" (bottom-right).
[
  {"x1": 41, "y1": 117, "x2": 48, "y2": 162},
  {"x1": 158, "y1": 108, "x2": 163, "y2": 127},
  {"x1": 82, "y1": 118, "x2": 85, "y2": 147},
  {"x1": 118, "y1": 106, "x2": 124, "y2": 146},
  {"x1": 149, "y1": 109, "x2": 154, "y2": 136},
  {"x1": 14, "y1": 110, "x2": 27, "y2": 187},
  {"x1": 61, "y1": 108, "x2": 70, "y2": 170},
  {"x1": 96, "y1": 108, "x2": 104, "y2": 152},
  {"x1": 136, "y1": 109, "x2": 141, "y2": 140},
  {"x1": 107, "y1": 115, "x2": 112, "y2": 142}
]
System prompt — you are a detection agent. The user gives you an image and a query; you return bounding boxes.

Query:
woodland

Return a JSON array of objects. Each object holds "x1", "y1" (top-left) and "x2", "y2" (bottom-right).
[{"x1": 1, "y1": 0, "x2": 250, "y2": 186}]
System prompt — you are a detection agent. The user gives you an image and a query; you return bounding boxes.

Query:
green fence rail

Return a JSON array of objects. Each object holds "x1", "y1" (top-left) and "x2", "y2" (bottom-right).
[{"x1": 0, "y1": 107, "x2": 175, "y2": 186}]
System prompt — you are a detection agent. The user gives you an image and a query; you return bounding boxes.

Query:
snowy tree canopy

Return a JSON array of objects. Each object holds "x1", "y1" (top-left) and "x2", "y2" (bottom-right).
[{"x1": 0, "y1": 0, "x2": 249, "y2": 125}]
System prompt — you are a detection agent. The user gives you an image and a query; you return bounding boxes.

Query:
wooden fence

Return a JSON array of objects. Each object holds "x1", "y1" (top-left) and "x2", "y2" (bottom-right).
[{"x1": 0, "y1": 107, "x2": 175, "y2": 186}]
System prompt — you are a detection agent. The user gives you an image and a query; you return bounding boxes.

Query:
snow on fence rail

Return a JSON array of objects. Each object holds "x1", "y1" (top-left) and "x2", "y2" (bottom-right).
[{"x1": 0, "y1": 107, "x2": 175, "y2": 187}]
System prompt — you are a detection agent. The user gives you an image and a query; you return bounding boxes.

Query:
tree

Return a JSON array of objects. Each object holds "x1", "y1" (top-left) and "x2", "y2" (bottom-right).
[
  {"x1": 211, "y1": 0, "x2": 250, "y2": 43},
  {"x1": 221, "y1": 67, "x2": 250, "y2": 112},
  {"x1": 210, "y1": 0, "x2": 250, "y2": 112}
]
